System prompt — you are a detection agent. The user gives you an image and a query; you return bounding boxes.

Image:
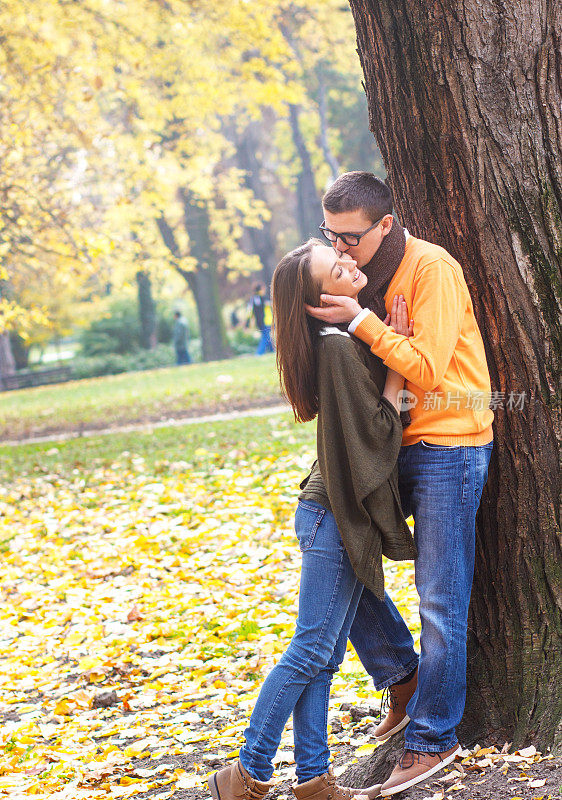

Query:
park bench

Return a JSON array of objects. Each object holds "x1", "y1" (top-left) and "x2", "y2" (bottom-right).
[{"x1": 1, "y1": 366, "x2": 73, "y2": 391}]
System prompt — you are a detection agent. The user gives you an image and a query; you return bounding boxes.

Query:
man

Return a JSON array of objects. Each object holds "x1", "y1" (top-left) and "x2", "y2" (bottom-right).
[
  {"x1": 173, "y1": 310, "x2": 191, "y2": 365},
  {"x1": 247, "y1": 283, "x2": 274, "y2": 355},
  {"x1": 307, "y1": 172, "x2": 494, "y2": 796}
]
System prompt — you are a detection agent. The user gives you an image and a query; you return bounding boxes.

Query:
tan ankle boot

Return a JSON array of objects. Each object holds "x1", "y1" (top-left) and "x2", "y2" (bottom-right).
[
  {"x1": 292, "y1": 765, "x2": 362, "y2": 800},
  {"x1": 380, "y1": 744, "x2": 461, "y2": 796},
  {"x1": 208, "y1": 759, "x2": 272, "y2": 800},
  {"x1": 374, "y1": 668, "x2": 418, "y2": 741}
]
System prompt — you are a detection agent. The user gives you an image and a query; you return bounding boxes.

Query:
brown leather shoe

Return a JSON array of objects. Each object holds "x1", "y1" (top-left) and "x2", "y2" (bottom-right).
[
  {"x1": 292, "y1": 765, "x2": 362, "y2": 800},
  {"x1": 374, "y1": 668, "x2": 417, "y2": 741},
  {"x1": 354, "y1": 783, "x2": 383, "y2": 799},
  {"x1": 208, "y1": 759, "x2": 272, "y2": 800},
  {"x1": 380, "y1": 744, "x2": 462, "y2": 796}
]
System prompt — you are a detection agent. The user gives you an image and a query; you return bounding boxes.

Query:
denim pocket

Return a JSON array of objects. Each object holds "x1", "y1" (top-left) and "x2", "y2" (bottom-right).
[
  {"x1": 294, "y1": 501, "x2": 326, "y2": 552},
  {"x1": 475, "y1": 442, "x2": 493, "y2": 504}
]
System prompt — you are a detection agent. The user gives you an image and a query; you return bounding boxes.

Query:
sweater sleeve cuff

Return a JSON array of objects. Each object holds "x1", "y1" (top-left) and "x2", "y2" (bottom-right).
[
  {"x1": 348, "y1": 307, "x2": 372, "y2": 334},
  {"x1": 350, "y1": 309, "x2": 392, "y2": 343}
]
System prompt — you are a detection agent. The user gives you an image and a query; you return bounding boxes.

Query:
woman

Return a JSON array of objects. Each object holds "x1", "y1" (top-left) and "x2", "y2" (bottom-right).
[{"x1": 209, "y1": 239, "x2": 416, "y2": 800}]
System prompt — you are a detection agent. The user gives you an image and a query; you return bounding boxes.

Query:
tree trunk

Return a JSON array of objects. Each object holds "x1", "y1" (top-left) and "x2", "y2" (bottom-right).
[
  {"x1": 0, "y1": 332, "x2": 16, "y2": 389},
  {"x1": 156, "y1": 196, "x2": 231, "y2": 363},
  {"x1": 179, "y1": 189, "x2": 231, "y2": 362},
  {"x1": 289, "y1": 104, "x2": 324, "y2": 239},
  {"x1": 236, "y1": 121, "x2": 278, "y2": 286},
  {"x1": 178, "y1": 265, "x2": 227, "y2": 363},
  {"x1": 136, "y1": 270, "x2": 157, "y2": 349},
  {"x1": 317, "y1": 66, "x2": 340, "y2": 184},
  {"x1": 347, "y1": 0, "x2": 562, "y2": 753},
  {"x1": 10, "y1": 332, "x2": 29, "y2": 370}
]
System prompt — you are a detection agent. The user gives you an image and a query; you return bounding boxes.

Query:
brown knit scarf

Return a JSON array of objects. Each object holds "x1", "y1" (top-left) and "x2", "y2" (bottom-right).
[
  {"x1": 358, "y1": 220, "x2": 406, "y2": 321},
  {"x1": 357, "y1": 220, "x2": 410, "y2": 427}
]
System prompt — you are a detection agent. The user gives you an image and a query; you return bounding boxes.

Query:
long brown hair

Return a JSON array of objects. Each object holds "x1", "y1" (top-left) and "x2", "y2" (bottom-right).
[{"x1": 271, "y1": 239, "x2": 324, "y2": 423}]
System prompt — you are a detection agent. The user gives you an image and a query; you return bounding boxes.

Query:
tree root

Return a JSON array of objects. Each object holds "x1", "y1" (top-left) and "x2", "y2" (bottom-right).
[{"x1": 342, "y1": 732, "x2": 405, "y2": 788}]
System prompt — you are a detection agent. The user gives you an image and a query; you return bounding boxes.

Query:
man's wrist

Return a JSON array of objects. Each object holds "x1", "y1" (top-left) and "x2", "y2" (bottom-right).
[{"x1": 348, "y1": 307, "x2": 371, "y2": 334}]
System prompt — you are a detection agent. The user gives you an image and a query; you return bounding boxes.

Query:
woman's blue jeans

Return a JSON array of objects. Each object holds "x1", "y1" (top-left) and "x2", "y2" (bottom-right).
[
  {"x1": 239, "y1": 500, "x2": 363, "y2": 782},
  {"x1": 349, "y1": 440, "x2": 494, "y2": 754}
]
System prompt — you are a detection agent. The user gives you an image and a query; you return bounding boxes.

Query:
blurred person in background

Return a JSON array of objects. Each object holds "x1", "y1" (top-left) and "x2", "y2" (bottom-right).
[
  {"x1": 247, "y1": 282, "x2": 274, "y2": 355},
  {"x1": 173, "y1": 310, "x2": 191, "y2": 365}
]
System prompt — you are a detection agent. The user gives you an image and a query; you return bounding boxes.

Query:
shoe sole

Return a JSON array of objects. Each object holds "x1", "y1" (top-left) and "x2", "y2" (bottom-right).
[
  {"x1": 354, "y1": 783, "x2": 383, "y2": 799},
  {"x1": 375, "y1": 715, "x2": 410, "y2": 742},
  {"x1": 380, "y1": 745, "x2": 462, "y2": 796},
  {"x1": 208, "y1": 773, "x2": 221, "y2": 800}
]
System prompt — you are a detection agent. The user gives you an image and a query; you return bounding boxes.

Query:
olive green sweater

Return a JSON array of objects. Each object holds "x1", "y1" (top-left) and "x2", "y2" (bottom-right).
[{"x1": 299, "y1": 327, "x2": 417, "y2": 600}]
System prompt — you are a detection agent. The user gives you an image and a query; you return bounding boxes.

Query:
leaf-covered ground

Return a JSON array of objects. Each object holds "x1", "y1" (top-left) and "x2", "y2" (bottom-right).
[
  {"x1": 0, "y1": 412, "x2": 559, "y2": 800},
  {"x1": 0, "y1": 413, "x2": 418, "y2": 798}
]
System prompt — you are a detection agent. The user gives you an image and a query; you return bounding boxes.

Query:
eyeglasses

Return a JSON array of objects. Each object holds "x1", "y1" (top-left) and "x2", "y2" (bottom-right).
[{"x1": 319, "y1": 215, "x2": 385, "y2": 247}]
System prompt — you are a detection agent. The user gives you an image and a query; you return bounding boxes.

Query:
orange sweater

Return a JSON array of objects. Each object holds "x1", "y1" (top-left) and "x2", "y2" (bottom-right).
[{"x1": 351, "y1": 235, "x2": 494, "y2": 447}]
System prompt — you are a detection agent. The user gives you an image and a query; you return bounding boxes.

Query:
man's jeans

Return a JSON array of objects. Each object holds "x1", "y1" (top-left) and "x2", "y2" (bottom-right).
[
  {"x1": 175, "y1": 346, "x2": 191, "y2": 365},
  {"x1": 350, "y1": 440, "x2": 493, "y2": 753},
  {"x1": 239, "y1": 500, "x2": 363, "y2": 782}
]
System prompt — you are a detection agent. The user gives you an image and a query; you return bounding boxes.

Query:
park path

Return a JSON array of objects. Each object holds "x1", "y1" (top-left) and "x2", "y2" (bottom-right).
[{"x1": 1, "y1": 402, "x2": 290, "y2": 447}]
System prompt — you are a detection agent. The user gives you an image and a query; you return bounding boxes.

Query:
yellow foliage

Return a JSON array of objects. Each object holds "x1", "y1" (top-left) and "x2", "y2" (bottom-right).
[
  {"x1": 0, "y1": 438, "x2": 419, "y2": 796},
  {"x1": 0, "y1": 0, "x2": 365, "y2": 337}
]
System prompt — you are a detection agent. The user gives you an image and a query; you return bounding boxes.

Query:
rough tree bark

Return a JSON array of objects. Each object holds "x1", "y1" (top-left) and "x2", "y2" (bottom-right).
[{"x1": 345, "y1": 0, "x2": 562, "y2": 760}]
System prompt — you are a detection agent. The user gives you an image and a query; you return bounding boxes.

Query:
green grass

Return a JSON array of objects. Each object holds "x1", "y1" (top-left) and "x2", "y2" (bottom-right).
[
  {"x1": 0, "y1": 354, "x2": 280, "y2": 441},
  {"x1": 0, "y1": 409, "x2": 316, "y2": 483}
]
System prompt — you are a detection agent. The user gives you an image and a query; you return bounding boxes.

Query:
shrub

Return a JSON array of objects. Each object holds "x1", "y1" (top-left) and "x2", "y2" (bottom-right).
[
  {"x1": 80, "y1": 300, "x2": 193, "y2": 357},
  {"x1": 80, "y1": 300, "x2": 141, "y2": 356},
  {"x1": 157, "y1": 313, "x2": 173, "y2": 345},
  {"x1": 228, "y1": 327, "x2": 259, "y2": 356},
  {"x1": 70, "y1": 344, "x2": 177, "y2": 379}
]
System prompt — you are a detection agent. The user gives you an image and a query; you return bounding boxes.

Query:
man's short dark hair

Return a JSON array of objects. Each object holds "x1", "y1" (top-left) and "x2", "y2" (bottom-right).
[{"x1": 322, "y1": 171, "x2": 393, "y2": 223}]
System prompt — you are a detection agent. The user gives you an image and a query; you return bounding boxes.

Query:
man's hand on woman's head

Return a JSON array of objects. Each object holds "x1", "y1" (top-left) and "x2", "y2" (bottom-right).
[
  {"x1": 305, "y1": 295, "x2": 362, "y2": 324},
  {"x1": 384, "y1": 295, "x2": 414, "y2": 337}
]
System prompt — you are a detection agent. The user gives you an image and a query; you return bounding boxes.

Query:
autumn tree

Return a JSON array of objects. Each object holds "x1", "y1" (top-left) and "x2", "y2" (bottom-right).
[
  {"x1": 235, "y1": 120, "x2": 279, "y2": 285},
  {"x1": 156, "y1": 190, "x2": 232, "y2": 362},
  {"x1": 220, "y1": 2, "x2": 383, "y2": 285},
  {"x1": 0, "y1": 0, "x2": 113, "y2": 372},
  {"x1": 0, "y1": 1, "x2": 283, "y2": 364},
  {"x1": 99, "y1": 0, "x2": 302, "y2": 360},
  {"x1": 1, "y1": 0, "x2": 382, "y2": 368},
  {"x1": 342, "y1": 0, "x2": 561, "y2": 769},
  {"x1": 275, "y1": 0, "x2": 378, "y2": 240}
]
